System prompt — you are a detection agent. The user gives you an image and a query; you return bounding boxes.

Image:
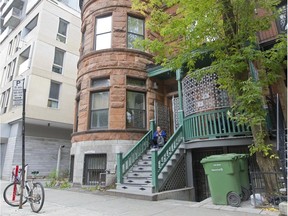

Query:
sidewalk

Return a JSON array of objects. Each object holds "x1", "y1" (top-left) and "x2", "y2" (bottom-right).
[{"x1": 0, "y1": 181, "x2": 280, "y2": 216}]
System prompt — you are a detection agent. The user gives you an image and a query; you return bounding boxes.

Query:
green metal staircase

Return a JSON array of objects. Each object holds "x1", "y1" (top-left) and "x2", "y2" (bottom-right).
[{"x1": 115, "y1": 121, "x2": 185, "y2": 194}]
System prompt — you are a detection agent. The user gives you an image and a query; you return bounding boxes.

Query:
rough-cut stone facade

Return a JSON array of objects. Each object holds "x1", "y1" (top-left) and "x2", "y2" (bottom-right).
[{"x1": 71, "y1": 0, "x2": 154, "y2": 185}]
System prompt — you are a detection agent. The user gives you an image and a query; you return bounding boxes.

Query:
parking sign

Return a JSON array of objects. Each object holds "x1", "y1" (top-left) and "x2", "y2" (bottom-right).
[{"x1": 12, "y1": 79, "x2": 24, "y2": 106}]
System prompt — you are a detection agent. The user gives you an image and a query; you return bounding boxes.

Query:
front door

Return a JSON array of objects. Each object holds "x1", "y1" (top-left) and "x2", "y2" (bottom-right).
[{"x1": 154, "y1": 100, "x2": 171, "y2": 136}]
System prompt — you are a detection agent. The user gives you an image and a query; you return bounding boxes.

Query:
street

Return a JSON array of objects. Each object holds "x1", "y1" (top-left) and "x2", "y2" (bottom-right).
[{"x1": 0, "y1": 181, "x2": 279, "y2": 216}]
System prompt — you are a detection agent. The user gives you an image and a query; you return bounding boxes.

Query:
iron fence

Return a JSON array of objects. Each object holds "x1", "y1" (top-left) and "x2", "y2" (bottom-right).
[{"x1": 249, "y1": 171, "x2": 287, "y2": 208}]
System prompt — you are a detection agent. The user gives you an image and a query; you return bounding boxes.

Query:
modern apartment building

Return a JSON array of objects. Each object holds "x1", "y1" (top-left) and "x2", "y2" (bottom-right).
[{"x1": 0, "y1": 0, "x2": 81, "y2": 179}]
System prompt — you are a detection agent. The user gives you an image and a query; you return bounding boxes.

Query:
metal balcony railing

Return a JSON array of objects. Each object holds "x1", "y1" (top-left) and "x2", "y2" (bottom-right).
[{"x1": 183, "y1": 107, "x2": 252, "y2": 141}]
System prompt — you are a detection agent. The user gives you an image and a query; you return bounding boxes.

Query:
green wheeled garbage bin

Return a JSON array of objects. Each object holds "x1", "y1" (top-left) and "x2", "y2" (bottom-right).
[
  {"x1": 201, "y1": 154, "x2": 242, "y2": 207},
  {"x1": 237, "y1": 154, "x2": 251, "y2": 201}
]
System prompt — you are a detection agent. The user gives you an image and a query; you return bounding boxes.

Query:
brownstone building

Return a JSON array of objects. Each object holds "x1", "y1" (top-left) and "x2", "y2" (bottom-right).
[
  {"x1": 72, "y1": 0, "x2": 286, "y2": 202},
  {"x1": 71, "y1": 0, "x2": 168, "y2": 185}
]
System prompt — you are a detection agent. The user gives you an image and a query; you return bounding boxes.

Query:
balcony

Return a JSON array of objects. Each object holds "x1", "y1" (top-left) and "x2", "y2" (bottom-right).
[
  {"x1": 0, "y1": 0, "x2": 8, "y2": 10},
  {"x1": 183, "y1": 107, "x2": 252, "y2": 141},
  {"x1": 25, "y1": 0, "x2": 40, "y2": 15},
  {"x1": 0, "y1": 26, "x2": 12, "y2": 43},
  {"x1": 18, "y1": 58, "x2": 31, "y2": 75},
  {"x1": 2, "y1": 0, "x2": 23, "y2": 16},
  {"x1": 3, "y1": 7, "x2": 21, "y2": 28}
]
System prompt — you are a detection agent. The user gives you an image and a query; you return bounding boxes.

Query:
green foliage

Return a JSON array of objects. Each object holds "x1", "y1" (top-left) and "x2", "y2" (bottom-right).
[
  {"x1": 45, "y1": 169, "x2": 71, "y2": 189},
  {"x1": 132, "y1": 0, "x2": 286, "y2": 156},
  {"x1": 249, "y1": 131, "x2": 279, "y2": 159}
]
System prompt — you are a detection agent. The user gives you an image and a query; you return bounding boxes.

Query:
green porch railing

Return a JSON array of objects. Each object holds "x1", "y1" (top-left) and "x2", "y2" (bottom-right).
[
  {"x1": 152, "y1": 125, "x2": 183, "y2": 192},
  {"x1": 116, "y1": 120, "x2": 155, "y2": 184},
  {"x1": 183, "y1": 108, "x2": 252, "y2": 141}
]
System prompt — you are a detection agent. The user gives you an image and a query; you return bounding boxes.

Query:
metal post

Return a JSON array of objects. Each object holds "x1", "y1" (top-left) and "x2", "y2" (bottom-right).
[
  {"x1": 176, "y1": 69, "x2": 184, "y2": 126},
  {"x1": 116, "y1": 153, "x2": 123, "y2": 184},
  {"x1": 19, "y1": 82, "x2": 26, "y2": 209},
  {"x1": 276, "y1": 94, "x2": 279, "y2": 151},
  {"x1": 150, "y1": 119, "x2": 156, "y2": 132},
  {"x1": 152, "y1": 150, "x2": 158, "y2": 192},
  {"x1": 56, "y1": 145, "x2": 65, "y2": 179}
]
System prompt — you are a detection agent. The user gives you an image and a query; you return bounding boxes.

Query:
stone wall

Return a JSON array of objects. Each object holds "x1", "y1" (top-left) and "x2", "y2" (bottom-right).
[{"x1": 70, "y1": 139, "x2": 137, "y2": 185}]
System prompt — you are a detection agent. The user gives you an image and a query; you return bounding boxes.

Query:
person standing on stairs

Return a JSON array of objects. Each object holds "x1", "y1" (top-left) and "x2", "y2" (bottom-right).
[{"x1": 151, "y1": 126, "x2": 167, "y2": 150}]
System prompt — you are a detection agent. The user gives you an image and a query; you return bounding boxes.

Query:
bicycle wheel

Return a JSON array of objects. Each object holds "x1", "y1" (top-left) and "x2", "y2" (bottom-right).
[
  {"x1": 29, "y1": 182, "x2": 45, "y2": 213},
  {"x1": 3, "y1": 182, "x2": 28, "y2": 207}
]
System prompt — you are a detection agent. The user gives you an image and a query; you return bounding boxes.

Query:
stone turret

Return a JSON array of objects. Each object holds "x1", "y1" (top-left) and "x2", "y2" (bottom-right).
[{"x1": 71, "y1": 0, "x2": 153, "y2": 186}]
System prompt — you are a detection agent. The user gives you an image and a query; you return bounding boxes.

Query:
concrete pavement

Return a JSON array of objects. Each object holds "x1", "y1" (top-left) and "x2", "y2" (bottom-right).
[{"x1": 0, "y1": 181, "x2": 279, "y2": 216}]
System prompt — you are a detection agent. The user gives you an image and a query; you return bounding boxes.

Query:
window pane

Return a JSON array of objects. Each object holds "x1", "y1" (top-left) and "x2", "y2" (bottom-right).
[
  {"x1": 49, "y1": 82, "x2": 60, "y2": 100},
  {"x1": 127, "y1": 77, "x2": 146, "y2": 87},
  {"x1": 96, "y1": 33, "x2": 111, "y2": 50},
  {"x1": 91, "y1": 92, "x2": 109, "y2": 110},
  {"x1": 91, "y1": 110, "x2": 108, "y2": 128},
  {"x1": 128, "y1": 16, "x2": 144, "y2": 35},
  {"x1": 127, "y1": 91, "x2": 145, "y2": 110},
  {"x1": 52, "y1": 65, "x2": 62, "y2": 74},
  {"x1": 127, "y1": 33, "x2": 144, "y2": 49},
  {"x1": 54, "y1": 49, "x2": 65, "y2": 66},
  {"x1": 91, "y1": 78, "x2": 110, "y2": 88},
  {"x1": 58, "y1": 19, "x2": 68, "y2": 36},
  {"x1": 48, "y1": 100, "x2": 58, "y2": 108},
  {"x1": 126, "y1": 109, "x2": 145, "y2": 129},
  {"x1": 96, "y1": 16, "x2": 112, "y2": 34}
]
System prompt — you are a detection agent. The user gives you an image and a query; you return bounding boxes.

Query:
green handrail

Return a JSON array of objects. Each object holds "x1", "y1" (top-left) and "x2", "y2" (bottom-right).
[
  {"x1": 183, "y1": 108, "x2": 252, "y2": 141},
  {"x1": 152, "y1": 125, "x2": 183, "y2": 192},
  {"x1": 117, "y1": 120, "x2": 155, "y2": 184}
]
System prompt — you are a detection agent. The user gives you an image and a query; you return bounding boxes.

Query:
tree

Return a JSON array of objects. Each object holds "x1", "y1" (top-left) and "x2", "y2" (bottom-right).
[{"x1": 132, "y1": 0, "x2": 287, "y2": 194}]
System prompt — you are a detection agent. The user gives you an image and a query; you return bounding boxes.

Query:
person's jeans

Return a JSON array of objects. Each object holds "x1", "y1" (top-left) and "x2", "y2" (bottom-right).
[{"x1": 150, "y1": 138, "x2": 158, "y2": 148}]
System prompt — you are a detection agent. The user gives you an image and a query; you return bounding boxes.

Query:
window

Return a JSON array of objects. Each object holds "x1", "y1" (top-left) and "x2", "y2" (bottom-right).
[
  {"x1": 81, "y1": 26, "x2": 86, "y2": 54},
  {"x1": 0, "y1": 89, "x2": 11, "y2": 114},
  {"x1": 22, "y1": 14, "x2": 38, "y2": 37},
  {"x1": 52, "y1": 48, "x2": 65, "y2": 74},
  {"x1": 69, "y1": 155, "x2": 74, "y2": 182},
  {"x1": 95, "y1": 16, "x2": 112, "y2": 50},
  {"x1": 1, "y1": 67, "x2": 7, "y2": 87},
  {"x1": 48, "y1": 81, "x2": 61, "y2": 108},
  {"x1": 90, "y1": 91, "x2": 109, "y2": 129},
  {"x1": 277, "y1": 4, "x2": 287, "y2": 32},
  {"x1": 127, "y1": 16, "x2": 144, "y2": 49},
  {"x1": 127, "y1": 77, "x2": 146, "y2": 87},
  {"x1": 5, "y1": 64, "x2": 11, "y2": 82},
  {"x1": 14, "y1": 32, "x2": 22, "y2": 52},
  {"x1": 8, "y1": 40, "x2": 13, "y2": 55},
  {"x1": 126, "y1": 91, "x2": 146, "y2": 129},
  {"x1": 83, "y1": 154, "x2": 107, "y2": 185},
  {"x1": 91, "y1": 78, "x2": 110, "y2": 88},
  {"x1": 7, "y1": 59, "x2": 16, "y2": 82},
  {"x1": 57, "y1": 18, "x2": 69, "y2": 43}
]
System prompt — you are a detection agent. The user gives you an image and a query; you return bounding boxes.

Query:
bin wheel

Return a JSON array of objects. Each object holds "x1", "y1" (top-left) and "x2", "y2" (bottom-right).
[
  {"x1": 227, "y1": 192, "x2": 241, "y2": 207},
  {"x1": 241, "y1": 187, "x2": 251, "y2": 201}
]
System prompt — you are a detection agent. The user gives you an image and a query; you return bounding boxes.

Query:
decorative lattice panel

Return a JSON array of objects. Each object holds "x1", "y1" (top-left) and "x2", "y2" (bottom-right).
[
  {"x1": 182, "y1": 73, "x2": 229, "y2": 116},
  {"x1": 159, "y1": 155, "x2": 186, "y2": 192},
  {"x1": 155, "y1": 101, "x2": 171, "y2": 136},
  {"x1": 172, "y1": 97, "x2": 180, "y2": 131}
]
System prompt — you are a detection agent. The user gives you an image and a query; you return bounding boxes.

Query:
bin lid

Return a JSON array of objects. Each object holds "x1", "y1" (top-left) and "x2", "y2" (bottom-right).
[
  {"x1": 237, "y1": 153, "x2": 249, "y2": 159},
  {"x1": 200, "y1": 154, "x2": 239, "y2": 164}
]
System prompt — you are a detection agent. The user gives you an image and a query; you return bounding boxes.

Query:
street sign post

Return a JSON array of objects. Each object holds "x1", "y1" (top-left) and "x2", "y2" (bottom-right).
[
  {"x1": 12, "y1": 79, "x2": 24, "y2": 106},
  {"x1": 12, "y1": 78, "x2": 26, "y2": 209}
]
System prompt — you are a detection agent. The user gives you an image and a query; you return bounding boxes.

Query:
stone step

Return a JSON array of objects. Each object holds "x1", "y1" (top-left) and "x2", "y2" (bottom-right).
[
  {"x1": 137, "y1": 160, "x2": 152, "y2": 166},
  {"x1": 126, "y1": 171, "x2": 152, "y2": 178},
  {"x1": 123, "y1": 177, "x2": 152, "y2": 185},
  {"x1": 115, "y1": 183, "x2": 153, "y2": 193},
  {"x1": 132, "y1": 165, "x2": 152, "y2": 172},
  {"x1": 142, "y1": 155, "x2": 152, "y2": 161}
]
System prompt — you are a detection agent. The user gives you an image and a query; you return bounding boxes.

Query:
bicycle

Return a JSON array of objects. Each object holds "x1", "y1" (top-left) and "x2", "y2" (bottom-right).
[{"x1": 3, "y1": 165, "x2": 45, "y2": 213}]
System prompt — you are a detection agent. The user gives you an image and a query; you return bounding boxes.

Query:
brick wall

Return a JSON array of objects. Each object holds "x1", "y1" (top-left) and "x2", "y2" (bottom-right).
[{"x1": 74, "y1": 0, "x2": 154, "y2": 143}]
